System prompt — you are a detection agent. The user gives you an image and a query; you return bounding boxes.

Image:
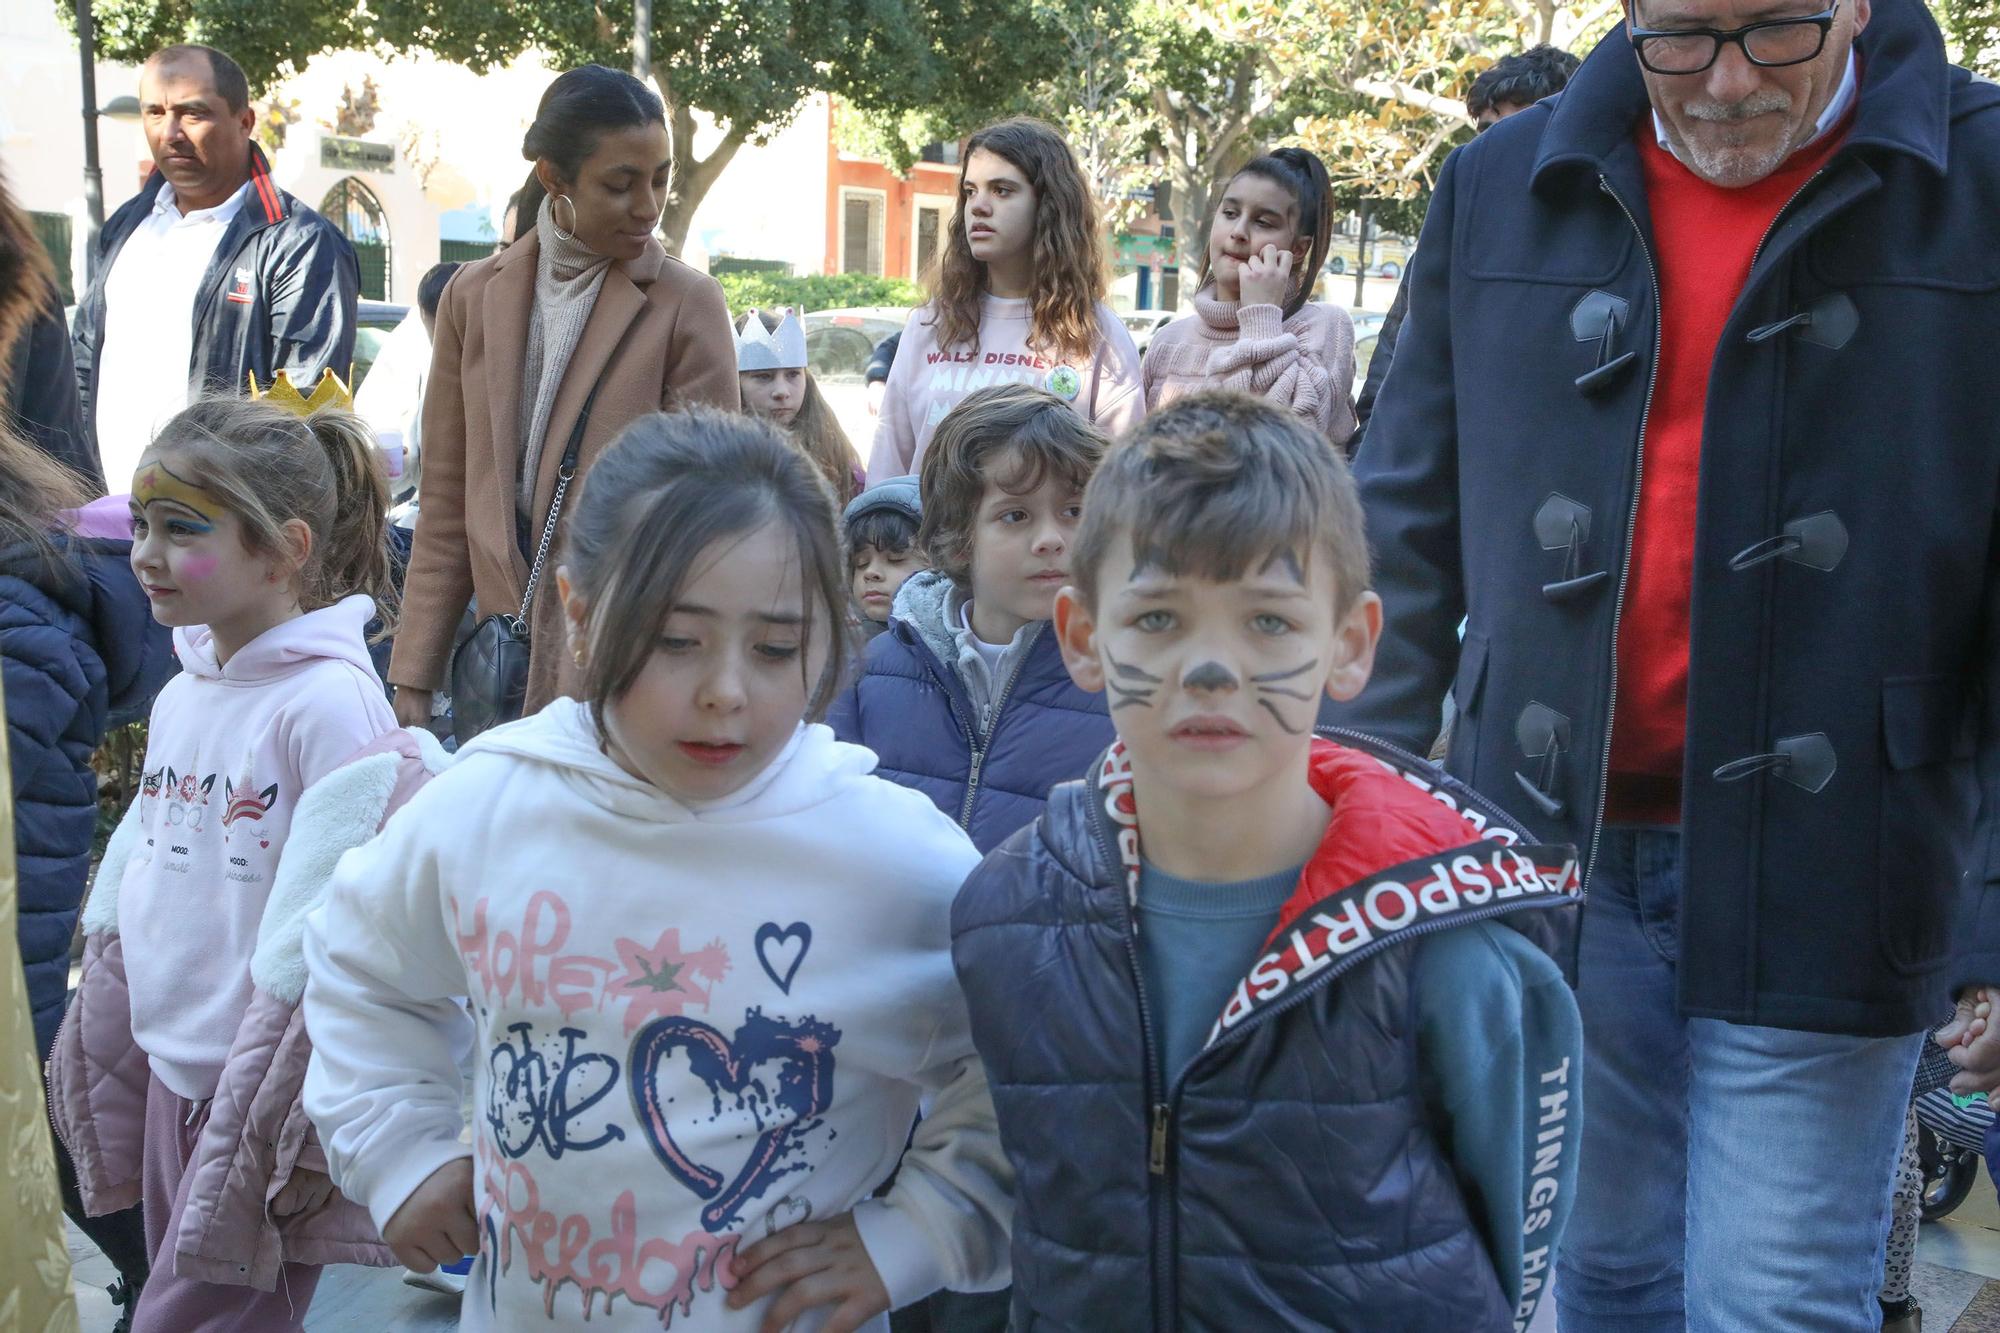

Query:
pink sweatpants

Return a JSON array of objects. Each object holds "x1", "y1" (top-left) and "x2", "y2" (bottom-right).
[{"x1": 132, "y1": 1072, "x2": 323, "y2": 1332}]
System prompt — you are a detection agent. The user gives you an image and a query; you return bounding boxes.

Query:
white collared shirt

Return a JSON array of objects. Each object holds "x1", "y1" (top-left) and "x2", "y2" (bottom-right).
[
  {"x1": 1652, "y1": 49, "x2": 1859, "y2": 158},
  {"x1": 94, "y1": 179, "x2": 248, "y2": 491}
]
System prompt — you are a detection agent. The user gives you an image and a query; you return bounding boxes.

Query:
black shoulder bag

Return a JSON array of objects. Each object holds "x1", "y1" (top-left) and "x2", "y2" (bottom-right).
[{"x1": 450, "y1": 381, "x2": 602, "y2": 742}]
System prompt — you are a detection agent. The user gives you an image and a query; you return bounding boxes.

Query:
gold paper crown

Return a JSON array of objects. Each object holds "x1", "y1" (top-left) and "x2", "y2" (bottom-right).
[{"x1": 247, "y1": 368, "x2": 354, "y2": 415}]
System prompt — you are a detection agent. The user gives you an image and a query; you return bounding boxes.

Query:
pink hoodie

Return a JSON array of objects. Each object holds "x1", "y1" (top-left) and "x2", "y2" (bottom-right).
[{"x1": 118, "y1": 594, "x2": 395, "y2": 1099}]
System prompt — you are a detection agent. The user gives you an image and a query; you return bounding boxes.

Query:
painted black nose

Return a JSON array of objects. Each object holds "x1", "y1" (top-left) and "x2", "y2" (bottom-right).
[{"x1": 1183, "y1": 661, "x2": 1239, "y2": 692}]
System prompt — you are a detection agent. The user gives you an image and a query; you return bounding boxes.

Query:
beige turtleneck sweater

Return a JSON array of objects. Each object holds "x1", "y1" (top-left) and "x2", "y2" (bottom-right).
[
  {"x1": 1140, "y1": 290, "x2": 1359, "y2": 446},
  {"x1": 518, "y1": 196, "x2": 613, "y2": 514}
]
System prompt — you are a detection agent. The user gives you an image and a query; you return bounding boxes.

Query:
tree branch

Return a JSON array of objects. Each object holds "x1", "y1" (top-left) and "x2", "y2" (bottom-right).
[{"x1": 1351, "y1": 75, "x2": 1474, "y2": 124}]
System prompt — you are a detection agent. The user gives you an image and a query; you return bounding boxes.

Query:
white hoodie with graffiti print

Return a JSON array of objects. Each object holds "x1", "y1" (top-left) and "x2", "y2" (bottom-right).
[{"x1": 302, "y1": 697, "x2": 1010, "y2": 1332}]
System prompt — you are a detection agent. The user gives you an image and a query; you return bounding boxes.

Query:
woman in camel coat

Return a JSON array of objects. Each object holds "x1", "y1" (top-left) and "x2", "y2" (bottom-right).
[{"x1": 389, "y1": 66, "x2": 738, "y2": 729}]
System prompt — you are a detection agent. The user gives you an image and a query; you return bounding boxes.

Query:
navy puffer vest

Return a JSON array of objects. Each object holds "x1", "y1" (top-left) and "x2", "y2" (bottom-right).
[{"x1": 951, "y1": 730, "x2": 1580, "y2": 1330}]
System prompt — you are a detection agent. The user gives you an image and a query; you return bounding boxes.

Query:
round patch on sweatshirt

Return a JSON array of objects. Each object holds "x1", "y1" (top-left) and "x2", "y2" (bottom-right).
[{"x1": 1045, "y1": 364, "x2": 1083, "y2": 401}]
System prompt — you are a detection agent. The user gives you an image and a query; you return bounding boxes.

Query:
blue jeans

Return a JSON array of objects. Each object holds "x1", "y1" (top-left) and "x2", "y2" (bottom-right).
[{"x1": 1555, "y1": 828, "x2": 1922, "y2": 1333}]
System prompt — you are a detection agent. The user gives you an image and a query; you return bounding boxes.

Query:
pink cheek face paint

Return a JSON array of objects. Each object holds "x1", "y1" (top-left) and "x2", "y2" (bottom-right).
[{"x1": 177, "y1": 553, "x2": 220, "y2": 583}]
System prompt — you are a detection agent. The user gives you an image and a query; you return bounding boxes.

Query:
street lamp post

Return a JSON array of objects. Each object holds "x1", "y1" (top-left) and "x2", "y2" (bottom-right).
[{"x1": 75, "y1": 0, "x2": 106, "y2": 274}]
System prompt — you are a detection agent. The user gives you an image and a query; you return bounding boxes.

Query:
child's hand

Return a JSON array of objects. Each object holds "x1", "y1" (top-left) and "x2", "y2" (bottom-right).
[
  {"x1": 726, "y1": 1211, "x2": 891, "y2": 1333},
  {"x1": 272, "y1": 1166, "x2": 338, "y2": 1218},
  {"x1": 382, "y1": 1157, "x2": 478, "y2": 1273},
  {"x1": 1239, "y1": 244, "x2": 1294, "y2": 310}
]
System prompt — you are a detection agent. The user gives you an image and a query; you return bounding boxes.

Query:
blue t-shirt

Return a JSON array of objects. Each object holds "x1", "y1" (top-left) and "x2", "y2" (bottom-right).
[{"x1": 1136, "y1": 859, "x2": 1303, "y2": 1083}]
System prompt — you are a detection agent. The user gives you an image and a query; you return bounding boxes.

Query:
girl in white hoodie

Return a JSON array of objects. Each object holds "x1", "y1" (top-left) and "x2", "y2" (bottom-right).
[
  {"x1": 105, "y1": 397, "x2": 399, "y2": 1330},
  {"x1": 303, "y1": 408, "x2": 1011, "y2": 1333}
]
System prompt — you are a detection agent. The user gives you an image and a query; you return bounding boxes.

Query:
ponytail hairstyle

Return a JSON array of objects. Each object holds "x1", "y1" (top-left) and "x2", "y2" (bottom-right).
[
  {"x1": 737, "y1": 310, "x2": 858, "y2": 507},
  {"x1": 146, "y1": 398, "x2": 398, "y2": 636},
  {"x1": 1196, "y1": 147, "x2": 1335, "y2": 320},
  {"x1": 0, "y1": 425, "x2": 89, "y2": 578},
  {"x1": 562, "y1": 408, "x2": 852, "y2": 736},
  {"x1": 930, "y1": 117, "x2": 1106, "y2": 366},
  {"x1": 514, "y1": 65, "x2": 666, "y2": 243}
]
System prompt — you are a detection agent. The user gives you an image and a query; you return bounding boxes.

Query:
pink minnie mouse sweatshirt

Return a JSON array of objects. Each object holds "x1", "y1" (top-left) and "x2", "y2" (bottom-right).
[{"x1": 118, "y1": 594, "x2": 395, "y2": 1099}]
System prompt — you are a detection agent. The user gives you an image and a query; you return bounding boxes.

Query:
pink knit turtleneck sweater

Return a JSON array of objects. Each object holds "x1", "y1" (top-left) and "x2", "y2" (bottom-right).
[{"x1": 1140, "y1": 290, "x2": 1358, "y2": 446}]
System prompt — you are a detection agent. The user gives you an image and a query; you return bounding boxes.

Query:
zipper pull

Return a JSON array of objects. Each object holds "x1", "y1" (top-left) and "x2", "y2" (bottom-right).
[{"x1": 1149, "y1": 1103, "x2": 1170, "y2": 1175}]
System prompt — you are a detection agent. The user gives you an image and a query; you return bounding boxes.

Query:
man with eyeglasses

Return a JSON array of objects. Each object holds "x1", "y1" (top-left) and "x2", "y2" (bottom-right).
[{"x1": 1323, "y1": 0, "x2": 2000, "y2": 1328}]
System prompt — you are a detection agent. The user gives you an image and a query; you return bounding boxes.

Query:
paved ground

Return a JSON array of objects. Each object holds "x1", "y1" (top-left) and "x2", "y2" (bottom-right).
[{"x1": 63, "y1": 1160, "x2": 2000, "y2": 1330}]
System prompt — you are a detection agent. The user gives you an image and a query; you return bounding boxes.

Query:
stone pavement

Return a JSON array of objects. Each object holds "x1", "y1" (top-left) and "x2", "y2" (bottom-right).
[{"x1": 61, "y1": 1160, "x2": 2000, "y2": 1330}]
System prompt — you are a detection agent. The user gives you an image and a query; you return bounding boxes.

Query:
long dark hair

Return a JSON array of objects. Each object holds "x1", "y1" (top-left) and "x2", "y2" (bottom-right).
[
  {"x1": 929, "y1": 118, "x2": 1105, "y2": 365},
  {"x1": 514, "y1": 65, "x2": 666, "y2": 243},
  {"x1": 1197, "y1": 147, "x2": 1335, "y2": 320},
  {"x1": 562, "y1": 408, "x2": 853, "y2": 736}
]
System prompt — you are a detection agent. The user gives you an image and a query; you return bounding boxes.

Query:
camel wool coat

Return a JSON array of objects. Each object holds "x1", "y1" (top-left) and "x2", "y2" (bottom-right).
[{"x1": 388, "y1": 229, "x2": 739, "y2": 711}]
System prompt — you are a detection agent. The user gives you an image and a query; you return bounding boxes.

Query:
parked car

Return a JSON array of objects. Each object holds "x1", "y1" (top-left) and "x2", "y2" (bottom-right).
[
  {"x1": 1349, "y1": 308, "x2": 1387, "y2": 385},
  {"x1": 800, "y1": 306, "x2": 911, "y2": 459},
  {"x1": 352, "y1": 299, "x2": 408, "y2": 391},
  {"x1": 1121, "y1": 308, "x2": 1178, "y2": 357},
  {"x1": 1326, "y1": 237, "x2": 1415, "y2": 280}
]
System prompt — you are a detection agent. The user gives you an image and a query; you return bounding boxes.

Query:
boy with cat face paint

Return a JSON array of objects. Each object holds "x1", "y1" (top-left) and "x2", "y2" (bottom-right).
[{"x1": 948, "y1": 391, "x2": 1585, "y2": 1331}]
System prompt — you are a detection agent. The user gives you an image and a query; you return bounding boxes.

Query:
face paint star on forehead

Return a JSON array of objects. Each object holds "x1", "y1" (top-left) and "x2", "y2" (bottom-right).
[
  {"x1": 133, "y1": 459, "x2": 224, "y2": 528},
  {"x1": 1103, "y1": 647, "x2": 1161, "y2": 711}
]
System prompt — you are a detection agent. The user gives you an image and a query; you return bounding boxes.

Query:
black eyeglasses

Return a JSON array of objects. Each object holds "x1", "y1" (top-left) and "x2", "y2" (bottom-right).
[{"x1": 1628, "y1": 3, "x2": 1839, "y2": 74}]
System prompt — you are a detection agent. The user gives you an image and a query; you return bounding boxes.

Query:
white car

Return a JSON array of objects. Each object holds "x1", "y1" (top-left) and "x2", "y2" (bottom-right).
[
  {"x1": 1121, "y1": 309, "x2": 1178, "y2": 357},
  {"x1": 1348, "y1": 308, "x2": 1388, "y2": 384},
  {"x1": 800, "y1": 307, "x2": 912, "y2": 462}
]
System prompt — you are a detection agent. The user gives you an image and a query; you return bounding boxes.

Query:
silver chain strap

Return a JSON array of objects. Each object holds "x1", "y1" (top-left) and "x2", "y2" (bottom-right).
[{"x1": 518, "y1": 462, "x2": 575, "y2": 620}]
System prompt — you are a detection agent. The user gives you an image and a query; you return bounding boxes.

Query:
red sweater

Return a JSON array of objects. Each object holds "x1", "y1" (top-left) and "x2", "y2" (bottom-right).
[{"x1": 1606, "y1": 120, "x2": 1852, "y2": 824}]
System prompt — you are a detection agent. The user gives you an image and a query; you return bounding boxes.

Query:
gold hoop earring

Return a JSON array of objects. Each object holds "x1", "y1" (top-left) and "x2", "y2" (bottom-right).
[
  {"x1": 552, "y1": 193, "x2": 578, "y2": 242},
  {"x1": 571, "y1": 643, "x2": 587, "y2": 667}
]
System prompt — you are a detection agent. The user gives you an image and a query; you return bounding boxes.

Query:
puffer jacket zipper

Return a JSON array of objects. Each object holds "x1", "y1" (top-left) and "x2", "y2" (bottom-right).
[
  {"x1": 956, "y1": 624, "x2": 1045, "y2": 829},
  {"x1": 1084, "y1": 785, "x2": 1176, "y2": 1333}
]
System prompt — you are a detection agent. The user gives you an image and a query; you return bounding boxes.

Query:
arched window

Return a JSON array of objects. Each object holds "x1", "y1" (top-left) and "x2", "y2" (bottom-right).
[{"x1": 321, "y1": 177, "x2": 392, "y2": 301}]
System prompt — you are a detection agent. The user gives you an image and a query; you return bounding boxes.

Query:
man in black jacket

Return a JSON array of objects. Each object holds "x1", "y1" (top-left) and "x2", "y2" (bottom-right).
[
  {"x1": 70, "y1": 43, "x2": 357, "y2": 492},
  {"x1": 1325, "y1": 0, "x2": 2000, "y2": 1327}
]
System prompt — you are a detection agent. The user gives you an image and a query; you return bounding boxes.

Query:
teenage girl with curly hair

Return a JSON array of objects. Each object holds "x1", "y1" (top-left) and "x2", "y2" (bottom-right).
[{"x1": 868, "y1": 117, "x2": 1143, "y2": 479}]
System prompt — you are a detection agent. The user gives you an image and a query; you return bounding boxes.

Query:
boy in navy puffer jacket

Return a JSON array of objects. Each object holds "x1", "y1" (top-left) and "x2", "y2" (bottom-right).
[
  {"x1": 828, "y1": 384, "x2": 1114, "y2": 854},
  {"x1": 950, "y1": 391, "x2": 1585, "y2": 1331}
]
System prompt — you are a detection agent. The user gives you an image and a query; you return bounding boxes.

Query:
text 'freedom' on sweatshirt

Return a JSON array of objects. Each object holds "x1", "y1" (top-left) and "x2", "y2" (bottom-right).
[
  {"x1": 119, "y1": 594, "x2": 395, "y2": 1099},
  {"x1": 302, "y1": 698, "x2": 1013, "y2": 1332},
  {"x1": 867, "y1": 294, "x2": 1145, "y2": 479}
]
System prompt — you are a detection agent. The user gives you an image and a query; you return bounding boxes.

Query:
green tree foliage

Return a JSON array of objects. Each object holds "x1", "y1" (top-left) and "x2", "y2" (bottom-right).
[
  {"x1": 70, "y1": 0, "x2": 1049, "y2": 256},
  {"x1": 1935, "y1": 0, "x2": 2000, "y2": 73},
  {"x1": 716, "y1": 270, "x2": 925, "y2": 315}
]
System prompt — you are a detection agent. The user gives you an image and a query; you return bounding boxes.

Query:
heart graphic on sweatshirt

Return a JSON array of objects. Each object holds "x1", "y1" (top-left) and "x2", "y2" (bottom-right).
[
  {"x1": 760, "y1": 1195, "x2": 814, "y2": 1238},
  {"x1": 755, "y1": 921, "x2": 812, "y2": 994},
  {"x1": 628, "y1": 1009, "x2": 841, "y2": 1233}
]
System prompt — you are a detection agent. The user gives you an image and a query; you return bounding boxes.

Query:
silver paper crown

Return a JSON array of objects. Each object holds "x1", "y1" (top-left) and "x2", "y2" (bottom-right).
[{"x1": 736, "y1": 307, "x2": 809, "y2": 372}]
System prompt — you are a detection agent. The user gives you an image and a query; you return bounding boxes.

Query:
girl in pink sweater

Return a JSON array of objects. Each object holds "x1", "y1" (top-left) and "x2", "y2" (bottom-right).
[
  {"x1": 1141, "y1": 147, "x2": 1359, "y2": 447},
  {"x1": 68, "y1": 397, "x2": 399, "y2": 1331},
  {"x1": 869, "y1": 117, "x2": 1144, "y2": 479}
]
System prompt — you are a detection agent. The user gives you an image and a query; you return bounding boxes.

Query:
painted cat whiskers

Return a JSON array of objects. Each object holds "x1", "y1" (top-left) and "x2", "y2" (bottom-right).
[
  {"x1": 1104, "y1": 648, "x2": 1161, "y2": 710},
  {"x1": 1251, "y1": 659, "x2": 1320, "y2": 735}
]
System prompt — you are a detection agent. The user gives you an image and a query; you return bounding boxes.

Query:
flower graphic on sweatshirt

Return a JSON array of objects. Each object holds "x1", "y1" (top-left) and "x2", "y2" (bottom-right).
[{"x1": 608, "y1": 930, "x2": 731, "y2": 1033}]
